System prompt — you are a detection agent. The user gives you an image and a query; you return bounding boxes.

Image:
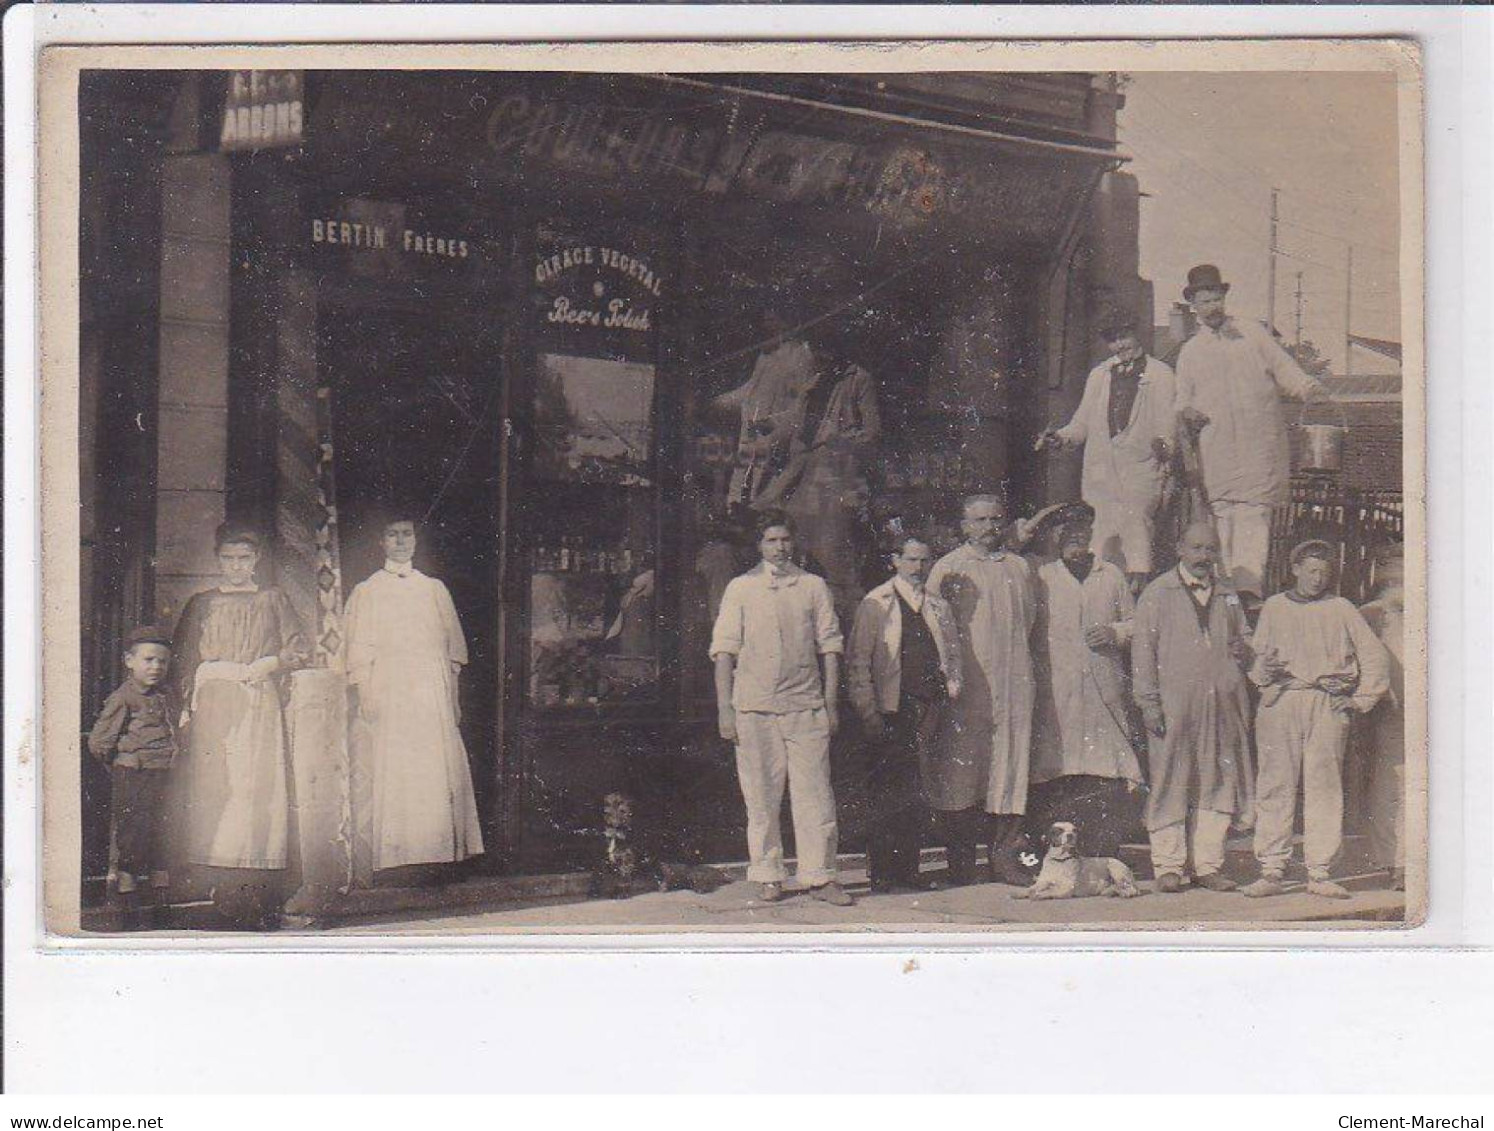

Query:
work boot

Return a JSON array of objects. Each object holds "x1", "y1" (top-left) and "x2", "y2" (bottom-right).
[
  {"x1": 1241, "y1": 873, "x2": 1287, "y2": 898},
  {"x1": 1155, "y1": 872, "x2": 1185, "y2": 894},
  {"x1": 757, "y1": 882, "x2": 784, "y2": 903}
]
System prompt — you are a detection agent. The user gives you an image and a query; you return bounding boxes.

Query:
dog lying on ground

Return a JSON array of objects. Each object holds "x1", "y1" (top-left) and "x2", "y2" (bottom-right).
[{"x1": 1015, "y1": 821, "x2": 1143, "y2": 900}]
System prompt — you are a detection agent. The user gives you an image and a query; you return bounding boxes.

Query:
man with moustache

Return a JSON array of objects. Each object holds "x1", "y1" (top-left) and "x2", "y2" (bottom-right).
[
  {"x1": 1174, "y1": 265, "x2": 1330, "y2": 607},
  {"x1": 1132, "y1": 521, "x2": 1256, "y2": 893},
  {"x1": 926, "y1": 494, "x2": 1039, "y2": 887},
  {"x1": 1036, "y1": 320, "x2": 1177, "y2": 594},
  {"x1": 848, "y1": 535, "x2": 963, "y2": 892}
]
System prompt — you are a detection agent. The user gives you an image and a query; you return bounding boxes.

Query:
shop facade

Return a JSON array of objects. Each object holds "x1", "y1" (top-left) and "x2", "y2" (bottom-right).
[{"x1": 79, "y1": 69, "x2": 1145, "y2": 908}]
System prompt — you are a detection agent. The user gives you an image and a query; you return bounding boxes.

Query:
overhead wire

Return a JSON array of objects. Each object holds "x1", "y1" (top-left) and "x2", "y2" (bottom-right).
[{"x1": 1124, "y1": 83, "x2": 1400, "y2": 258}]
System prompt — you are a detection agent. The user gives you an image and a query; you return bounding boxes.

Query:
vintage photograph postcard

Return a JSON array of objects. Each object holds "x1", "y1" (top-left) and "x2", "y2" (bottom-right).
[{"x1": 38, "y1": 39, "x2": 1425, "y2": 939}]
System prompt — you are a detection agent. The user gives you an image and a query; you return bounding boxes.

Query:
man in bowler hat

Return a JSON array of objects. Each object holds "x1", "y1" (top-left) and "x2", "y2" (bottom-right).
[{"x1": 1173, "y1": 264, "x2": 1330, "y2": 608}]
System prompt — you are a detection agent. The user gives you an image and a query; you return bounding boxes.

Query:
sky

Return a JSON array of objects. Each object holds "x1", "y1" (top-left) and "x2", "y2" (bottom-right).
[{"x1": 1119, "y1": 71, "x2": 1403, "y2": 375}]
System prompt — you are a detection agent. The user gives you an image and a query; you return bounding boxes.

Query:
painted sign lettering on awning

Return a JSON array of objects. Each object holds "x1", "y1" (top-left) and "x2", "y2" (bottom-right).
[{"x1": 220, "y1": 70, "x2": 304, "y2": 151}]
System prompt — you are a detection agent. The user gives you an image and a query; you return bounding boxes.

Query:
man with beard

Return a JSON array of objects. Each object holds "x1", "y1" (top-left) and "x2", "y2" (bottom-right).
[
  {"x1": 1018, "y1": 503, "x2": 1144, "y2": 860},
  {"x1": 1174, "y1": 265, "x2": 1329, "y2": 607}
]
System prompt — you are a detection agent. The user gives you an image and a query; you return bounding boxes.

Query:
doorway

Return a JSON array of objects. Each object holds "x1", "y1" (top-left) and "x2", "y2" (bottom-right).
[{"x1": 319, "y1": 295, "x2": 508, "y2": 860}]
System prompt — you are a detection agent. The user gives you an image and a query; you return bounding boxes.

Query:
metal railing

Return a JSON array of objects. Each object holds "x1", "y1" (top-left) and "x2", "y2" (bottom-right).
[{"x1": 1267, "y1": 477, "x2": 1404, "y2": 604}]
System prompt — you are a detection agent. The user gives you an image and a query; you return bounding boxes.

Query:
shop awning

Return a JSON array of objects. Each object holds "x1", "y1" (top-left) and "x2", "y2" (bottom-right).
[{"x1": 307, "y1": 71, "x2": 1121, "y2": 247}]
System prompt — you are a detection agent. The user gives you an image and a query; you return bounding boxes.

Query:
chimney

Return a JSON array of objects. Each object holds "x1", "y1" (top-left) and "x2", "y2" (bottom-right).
[{"x1": 1169, "y1": 301, "x2": 1197, "y2": 344}]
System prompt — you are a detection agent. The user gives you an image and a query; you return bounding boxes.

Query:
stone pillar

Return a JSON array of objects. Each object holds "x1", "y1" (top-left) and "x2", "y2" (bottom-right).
[
  {"x1": 271, "y1": 261, "x2": 366, "y2": 904},
  {"x1": 1169, "y1": 302, "x2": 1197, "y2": 346},
  {"x1": 284, "y1": 668, "x2": 355, "y2": 915},
  {"x1": 1088, "y1": 171, "x2": 1144, "y2": 334},
  {"x1": 153, "y1": 153, "x2": 232, "y2": 625}
]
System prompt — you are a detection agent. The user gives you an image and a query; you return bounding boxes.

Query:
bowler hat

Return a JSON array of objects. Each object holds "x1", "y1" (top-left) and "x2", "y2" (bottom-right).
[
  {"x1": 1183, "y1": 264, "x2": 1231, "y2": 301},
  {"x1": 1099, "y1": 315, "x2": 1138, "y2": 342}
]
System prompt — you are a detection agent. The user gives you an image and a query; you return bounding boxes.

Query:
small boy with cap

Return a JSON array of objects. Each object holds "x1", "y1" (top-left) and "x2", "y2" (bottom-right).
[
  {"x1": 88, "y1": 625, "x2": 180, "y2": 928},
  {"x1": 1242, "y1": 540, "x2": 1391, "y2": 899}
]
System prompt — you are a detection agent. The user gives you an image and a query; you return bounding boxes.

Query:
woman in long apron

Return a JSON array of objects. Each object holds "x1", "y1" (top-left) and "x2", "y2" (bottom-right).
[{"x1": 173, "y1": 525, "x2": 309, "y2": 929}]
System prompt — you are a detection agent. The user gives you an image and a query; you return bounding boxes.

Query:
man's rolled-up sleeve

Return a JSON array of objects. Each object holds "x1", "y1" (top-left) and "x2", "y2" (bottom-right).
[
  {"x1": 812, "y1": 580, "x2": 844, "y2": 655},
  {"x1": 1345, "y1": 602, "x2": 1392, "y2": 713},
  {"x1": 709, "y1": 581, "x2": 744, "y2": 659}
]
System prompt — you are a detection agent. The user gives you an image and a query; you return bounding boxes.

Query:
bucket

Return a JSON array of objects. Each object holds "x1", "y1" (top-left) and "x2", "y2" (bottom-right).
[{"x1": 1296, "y1": 400, "x2": 1347, "y2": 474}]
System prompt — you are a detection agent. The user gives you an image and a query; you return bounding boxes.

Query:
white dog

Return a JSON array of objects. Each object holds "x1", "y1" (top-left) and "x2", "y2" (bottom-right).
[{"x1": 1016, "y1": 821, "x2": 1142, "y2": 900}]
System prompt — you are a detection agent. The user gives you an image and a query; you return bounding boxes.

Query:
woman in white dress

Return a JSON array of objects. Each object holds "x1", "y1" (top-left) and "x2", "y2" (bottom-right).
[{"x1": 344, "y1": 516, "x2": 484, "y2": 875}]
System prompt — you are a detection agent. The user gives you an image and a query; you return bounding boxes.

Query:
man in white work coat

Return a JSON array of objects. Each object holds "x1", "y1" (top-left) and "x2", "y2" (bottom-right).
[
  {"x1": 1017, "y1": 503, "x2": 1144, "y2": 859},
  {"x1": 1037, "y1": 320, "x2": 1177, "y2": 592},
  {"x1": 1174, "y1": 264, "x2": 1329, "y2": 604},
  {"x1": 926, "y1": 494, "x2": 1039, "y2": 887}
]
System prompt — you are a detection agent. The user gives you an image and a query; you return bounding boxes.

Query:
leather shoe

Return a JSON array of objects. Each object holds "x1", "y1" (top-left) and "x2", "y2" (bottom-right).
[
  {"x1": 811, "y1": 881, "x2": 854, "y2": 907},
  {"x1": 1193, "y1": 872, "x2": 1237, "y2": 892},
  {"x1": 1155, "y1": 872, "x2": 1184, "y2": 894},
  {"x1": 757, "y1": 882, "x2": 784, "y2": 903}
]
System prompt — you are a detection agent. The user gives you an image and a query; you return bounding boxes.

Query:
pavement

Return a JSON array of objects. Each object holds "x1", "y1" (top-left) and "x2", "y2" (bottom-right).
[
  {"x1": 324, "y1": 861, "x2": 1407, "y2": 937},
  {"x1": 85, "y1": 834, "x2": 1408, "y2": 938}
]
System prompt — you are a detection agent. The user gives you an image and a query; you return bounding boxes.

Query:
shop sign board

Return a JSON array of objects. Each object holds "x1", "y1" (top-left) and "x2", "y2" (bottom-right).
[
  {"x1": 306, "y1": 196, "x2": 481, "y2": 281},
  {"x1": 532, "y1": 226, "x2": 664, "y2": 363},
  {"x1": 485, "y1": 93, "x2": 721, "y2": 187},
  {"x1": 220, "y1": 70, "x2": 304, "y2": 151},
  {"x1": 734, "y1": 130, "x2": 1077, "y2": 236},
  {"x1": 310, "y1": 76, "x2": 1090, "y2": 243}
]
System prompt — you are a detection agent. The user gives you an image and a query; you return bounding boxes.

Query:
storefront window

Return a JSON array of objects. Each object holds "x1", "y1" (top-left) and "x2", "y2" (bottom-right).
[
  {"x1": 532, "y1": 353, "x2": 655, "y2": 487},
  {"x1": 526, "y1": 224, "x2": 664, "y2": 709},
  {"x1": 677, "y1": 213, "x2": 1031, "y2": 706}
]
